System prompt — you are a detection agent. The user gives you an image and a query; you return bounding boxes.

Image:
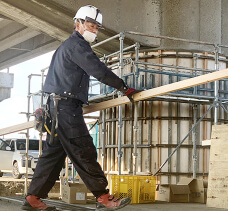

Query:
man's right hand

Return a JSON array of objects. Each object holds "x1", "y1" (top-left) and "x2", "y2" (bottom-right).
[
  {"x1": 124, "y1": 88, "x2": 142, "y2": 102},
  {"x1": 119, "y1": 82, "x2": 143, "y2": 103},
  {"x1": 118, "y1": 80, "x2": 142, "y2": 102}
]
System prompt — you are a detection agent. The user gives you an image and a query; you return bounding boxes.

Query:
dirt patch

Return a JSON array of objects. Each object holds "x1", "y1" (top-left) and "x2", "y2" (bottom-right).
[
  {"x1": 0, "y1": 180, "x2": 60, "y2": 196},
  {"x1": 0, "y1": 181, "x2": 25, "y2": 196}
]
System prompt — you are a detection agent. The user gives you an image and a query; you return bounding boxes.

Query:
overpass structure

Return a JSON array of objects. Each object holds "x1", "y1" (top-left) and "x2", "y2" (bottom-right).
[{"x1": 1, "y1": 0, "x2": 228, "y2": 101}]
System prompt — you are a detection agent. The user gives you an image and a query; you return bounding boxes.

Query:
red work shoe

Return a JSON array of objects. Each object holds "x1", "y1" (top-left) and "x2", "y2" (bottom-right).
[
  {"x1": 96, "y1": 193, "x2": 131, "y2": 210},
  {"x1": 21, "y1": 195, "x2": 57, "y2": 211}
]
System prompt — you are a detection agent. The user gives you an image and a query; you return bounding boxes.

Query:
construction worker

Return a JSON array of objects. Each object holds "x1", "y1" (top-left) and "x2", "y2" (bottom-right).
[{"x1": 21, "y1": 5, "x2": 136, "y2": 211}]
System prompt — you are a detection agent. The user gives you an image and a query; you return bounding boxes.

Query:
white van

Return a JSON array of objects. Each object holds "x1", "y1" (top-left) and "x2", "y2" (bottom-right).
[{"x1": 0, "y1": 138, "x2": 44, "y2": 179}]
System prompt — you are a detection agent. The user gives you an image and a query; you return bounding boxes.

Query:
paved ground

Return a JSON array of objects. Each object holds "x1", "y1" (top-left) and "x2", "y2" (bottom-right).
[
  {"x1": 0, "y1": 199, "x2": 22, "y2": 211},
  {"x1": 0, "y1": 196, "x2": 227, "y2": 211},
  {"x1": 0, "y1": 176, "x2": 227, "y2": 211}
]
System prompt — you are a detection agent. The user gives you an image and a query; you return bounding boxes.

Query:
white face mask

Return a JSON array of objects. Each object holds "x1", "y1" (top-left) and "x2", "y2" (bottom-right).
[{"x1": 82, "y1": 30, "x2": 96, "y2": 43}]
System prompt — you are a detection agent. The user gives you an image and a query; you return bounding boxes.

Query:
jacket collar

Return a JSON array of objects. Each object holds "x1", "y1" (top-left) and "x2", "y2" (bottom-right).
[{"x1": 71, "y1": 30, "x2": 84, "y2": 40}]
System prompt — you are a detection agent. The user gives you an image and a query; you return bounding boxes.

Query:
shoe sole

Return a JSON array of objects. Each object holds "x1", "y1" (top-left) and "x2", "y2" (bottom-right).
[
  {"x1": 21, "y1": 205, "x2": 39, "y2": 211},
  {"x1": 21, "y1": 205, "x2": 57, "y2": 211},
  {"x1": 95, "y1": 198, "x2": 131, "y2": 211}
]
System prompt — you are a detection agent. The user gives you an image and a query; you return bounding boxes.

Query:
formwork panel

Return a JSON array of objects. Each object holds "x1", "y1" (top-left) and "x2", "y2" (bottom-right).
[
  {"x1": 180, "y1": 148, "x2": 189, "y2": 172},
  {"x1": 96, "y1": 50, "x2": 228, "y2": 186},
  {"x1": 161, "y1": 120, "x2": 168, "y2": 144}
]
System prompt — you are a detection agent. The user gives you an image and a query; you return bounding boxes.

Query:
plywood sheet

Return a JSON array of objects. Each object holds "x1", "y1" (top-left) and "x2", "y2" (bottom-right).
[
  {"x1": 207, "y1": 138, "x2": 228, "y2": 209},
  {"x1": 211, "y1": 124, "x2": 228, "y2": 140}
]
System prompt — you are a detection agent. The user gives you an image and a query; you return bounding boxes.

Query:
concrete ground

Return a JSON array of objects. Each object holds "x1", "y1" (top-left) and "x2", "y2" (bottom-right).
[
  {"x1": 0, "y1": 176, "x2": 227, "y2": 211},
  {"x1": 76, "y1": 202, "x2": 228, "y2": 211},
  {"x1": 0, "y1": 200, "x2": 22, "y2": 211},
  {"x1": 0, "y1": 197, "x2": 227, "y2": 211}
]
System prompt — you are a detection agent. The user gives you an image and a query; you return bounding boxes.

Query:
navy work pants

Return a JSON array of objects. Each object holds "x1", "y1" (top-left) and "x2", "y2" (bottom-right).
[{"x1": 28, "y1": 98, "x2": 108, "y2": 198}]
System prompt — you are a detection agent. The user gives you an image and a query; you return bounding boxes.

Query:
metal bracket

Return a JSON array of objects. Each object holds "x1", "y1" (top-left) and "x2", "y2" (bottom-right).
[{"x1": 117, "y1": 151, "x2": 123, "y2": 157}]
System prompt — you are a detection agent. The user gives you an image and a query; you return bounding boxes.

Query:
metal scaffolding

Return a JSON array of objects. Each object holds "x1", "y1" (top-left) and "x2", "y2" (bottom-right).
[
  {"x1": 88, "y1": 31, "x2": 228, "y2": 179},
  {"x1": 23, "y1": 31, "x2": 228, "y2": 186}
]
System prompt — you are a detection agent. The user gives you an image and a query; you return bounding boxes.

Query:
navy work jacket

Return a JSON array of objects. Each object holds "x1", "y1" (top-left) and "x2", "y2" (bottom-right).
[{"x1": 43, "y1": 31, "x2": 124, "y2": 104}]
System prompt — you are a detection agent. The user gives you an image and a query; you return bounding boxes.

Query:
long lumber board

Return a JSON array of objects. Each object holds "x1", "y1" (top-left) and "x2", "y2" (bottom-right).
[
  {"x1": 1, "y1": 68, "x2": 228, "y2": 136},
  {"x1": 0, "y1": 121, "x2": 34, "y2": 136},
  {"x1": 83, "y1": 68, "x2": 228, "y2": 113}
]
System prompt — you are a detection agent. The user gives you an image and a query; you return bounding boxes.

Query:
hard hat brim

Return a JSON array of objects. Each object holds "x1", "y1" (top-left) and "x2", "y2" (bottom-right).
[{"x1": 85, "y1": 17, "x2": 103, "y2": 28}]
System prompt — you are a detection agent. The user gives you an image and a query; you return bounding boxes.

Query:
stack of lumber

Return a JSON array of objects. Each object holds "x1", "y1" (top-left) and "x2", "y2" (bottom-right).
[{"x1": 207, "y1": 124, "x2": 228, "y2": 209}]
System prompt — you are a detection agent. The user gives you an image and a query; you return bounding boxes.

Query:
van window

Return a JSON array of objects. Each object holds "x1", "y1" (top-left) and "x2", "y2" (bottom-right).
[
  {"x1": 0, "y1": 139, "x2": 7, "y2": 150},
  {"x1": 16, "y1": 139, "x2": 45, "y2": 150}
]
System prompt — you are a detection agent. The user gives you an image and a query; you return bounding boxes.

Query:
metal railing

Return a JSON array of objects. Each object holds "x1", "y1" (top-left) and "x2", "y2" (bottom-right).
[
  {"x1": 89, "y1": 31, "x2": 228, "y2": 178},
  {"x1": 22, "y1": 31, "x2": 228, "y2": 183}
]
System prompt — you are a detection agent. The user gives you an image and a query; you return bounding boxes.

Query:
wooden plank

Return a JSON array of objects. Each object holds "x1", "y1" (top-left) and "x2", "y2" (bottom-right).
[
  {"x1": 0, "y1": 119, "x2": 97, "y2": 136},
  {"x1": 83, "y1": 68, "x2": 228, "y2": 114},
  {"x1": 211, "y1": 124, "x2": 228, "y2": 140},
  {"x1": 83, "y1": 96, "x2": 129, "y2": 114},
  {"x1": 201, "y1": 139, "x2": 211, "y2": 146},
  {"x1": 0, "y1": 121, "x2": 34, "y2": 136},
  {"x1": 209, "y1": 140, "x2": 228, "y2": 163},
  {"x1": 133, "y1": 68, "x2": 228, "y2": 102},
  {"x1": 1, "y1": 68, "x2": 228, "y2": 136},
  {"x1": 202, "y1": 124, "x2": 228, "y2": 146},
  {"x1": 207, "y1": 130, "x2": 228, "y2": 209},
  {"x1": 207, "y1": 191, "x2": 228, "y2": 209}
]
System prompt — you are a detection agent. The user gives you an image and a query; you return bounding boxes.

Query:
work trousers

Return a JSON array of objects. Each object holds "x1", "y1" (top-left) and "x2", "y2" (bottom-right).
[{"x1": 28, "y1": 98, "x2": 108, "y2": 198}]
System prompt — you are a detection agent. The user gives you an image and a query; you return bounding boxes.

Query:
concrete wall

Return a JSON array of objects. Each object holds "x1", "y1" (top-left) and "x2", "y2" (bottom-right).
[
  {"x1": 221, "y1": 0, "x2": 228, "y2": 54},
  {"x1": 54, "y1": 0, "x2": 161, "y2": 46},
  {"x1": 0, "y1": 72, "x2": 14, "y2": 102},
  {"x1": 56, "y1": 0, "x2": 226, "y2": 52},
  {"x1": 160, "y1": 0, "x2": 222, "y2": 52}
]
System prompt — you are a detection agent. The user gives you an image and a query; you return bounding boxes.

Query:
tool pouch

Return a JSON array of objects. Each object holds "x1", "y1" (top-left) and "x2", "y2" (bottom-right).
[
  {"x1": 34, "y1": 97, "x2": 53, "y2": 134},
  {"x1": 34, "y1": 107, "x2": 46, "y2": 132}
]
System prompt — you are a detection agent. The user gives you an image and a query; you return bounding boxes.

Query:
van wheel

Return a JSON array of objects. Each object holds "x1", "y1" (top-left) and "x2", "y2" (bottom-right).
[
  {"x1": 0, "y1": 171, "x2": 3, "y2": 177},
  {"x1": 12, "y1": 162, "x2": 22, "y2": 179}
]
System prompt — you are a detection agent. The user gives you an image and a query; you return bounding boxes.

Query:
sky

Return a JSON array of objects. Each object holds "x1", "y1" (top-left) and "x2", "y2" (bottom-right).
[{"x1": 0, "y1": 51, "x2": 55, "y2": 139}]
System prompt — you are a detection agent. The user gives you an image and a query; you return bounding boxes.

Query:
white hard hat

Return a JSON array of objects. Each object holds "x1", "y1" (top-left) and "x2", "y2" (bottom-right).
[{"x1": 73, "y1": 5, "x2": 102, "y2": 27}]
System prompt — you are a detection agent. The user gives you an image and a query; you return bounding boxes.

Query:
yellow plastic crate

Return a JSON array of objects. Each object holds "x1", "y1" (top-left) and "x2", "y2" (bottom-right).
[{"x1": 111, "y1": 175, "x2": 156, "y2": 204}]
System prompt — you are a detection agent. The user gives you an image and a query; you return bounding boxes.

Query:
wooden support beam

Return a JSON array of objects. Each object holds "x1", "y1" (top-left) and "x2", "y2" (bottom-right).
[
  {"x1": 83, "y1": 96, "x2": 130, "y2": 115},
  {"x1": 1, "y1": 68, "x2": 228, "y2": 136},
  {"x1": 83, "y1": 68, "x2": 228, "y2": 114},
  {"x1": 0, "y1": 121, "x2": 34, "y2": 136}
]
